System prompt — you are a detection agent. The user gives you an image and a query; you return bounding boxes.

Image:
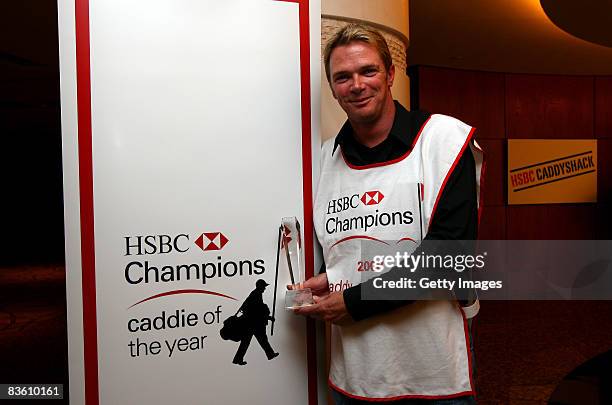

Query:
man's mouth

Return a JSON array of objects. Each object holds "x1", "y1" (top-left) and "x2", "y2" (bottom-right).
[{"x1": 349, "y1": 97, "x2": 372, "y2": 107}]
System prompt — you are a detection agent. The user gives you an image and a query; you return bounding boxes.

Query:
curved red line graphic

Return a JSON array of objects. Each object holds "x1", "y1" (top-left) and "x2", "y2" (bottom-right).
[
  {"x1": 128, "y1": 289, "x2": 237, "y2": 309},
  {"x1": 330, "y1": 235, "x2": 389, "y2": 249},
  {"x1": 396, "y1": 237, "x2": 418, "y2": 244}
]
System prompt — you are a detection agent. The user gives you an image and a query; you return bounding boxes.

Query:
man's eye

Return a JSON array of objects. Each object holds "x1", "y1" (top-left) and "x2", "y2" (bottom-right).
[
  {"x1": 335, "y1": 76, "x2": 349, "y2": 83},
  {"x1": 364, "y1": 69, "x2": 377, "y2": 76}
]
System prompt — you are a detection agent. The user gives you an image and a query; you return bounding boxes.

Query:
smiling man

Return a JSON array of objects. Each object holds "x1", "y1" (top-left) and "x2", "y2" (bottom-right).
[
  {"x1": 327, "y1": 38, "x2": 396, "y2": 147},
  {"x1": 292, "y1": 24, "x2": 482, "y2": 404}
]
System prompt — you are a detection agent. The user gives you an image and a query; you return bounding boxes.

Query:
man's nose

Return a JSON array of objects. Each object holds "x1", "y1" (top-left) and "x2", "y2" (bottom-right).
[{"x1": 350, "y1": 74, "x2": 365, "y2": 92}]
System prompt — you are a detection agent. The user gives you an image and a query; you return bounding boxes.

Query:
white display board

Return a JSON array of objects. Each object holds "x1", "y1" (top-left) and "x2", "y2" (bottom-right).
[{"x1": 58, "y1": 1, "x2": 321, "y2": 404}]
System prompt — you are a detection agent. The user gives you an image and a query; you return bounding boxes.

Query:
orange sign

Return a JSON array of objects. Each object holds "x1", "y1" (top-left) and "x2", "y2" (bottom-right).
[{"x1": 508, "y1": 140, "x2": 597, "y2": 205}]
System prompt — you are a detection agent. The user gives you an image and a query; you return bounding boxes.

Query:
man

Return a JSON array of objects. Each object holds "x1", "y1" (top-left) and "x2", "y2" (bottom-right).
[
  {"x1": 293, "y1": 24, "x2": 482, "y2": 403},
  {"x1": 232, "y1": 279, "x2": 279, "y2": 365}
]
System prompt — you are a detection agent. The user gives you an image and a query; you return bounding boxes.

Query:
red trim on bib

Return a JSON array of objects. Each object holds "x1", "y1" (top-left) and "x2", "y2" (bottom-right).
[
  {"x1": 427, "y1": 127, "x2": 477, "y2": 230},
  {"x1": 330, "y1": 235, "x2": 390, "y2": 249},
  {"x1": 340, "y1": 116, "x2": 432, "y2": 170},
  {"x1": 329, "y1": 379, "x2": 474, "y2": 402}
]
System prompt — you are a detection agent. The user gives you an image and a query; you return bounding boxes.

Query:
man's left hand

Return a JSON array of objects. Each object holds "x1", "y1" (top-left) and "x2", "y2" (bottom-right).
[{"x1": 293, "y1": 292, "x2": 349, "y2": 324}]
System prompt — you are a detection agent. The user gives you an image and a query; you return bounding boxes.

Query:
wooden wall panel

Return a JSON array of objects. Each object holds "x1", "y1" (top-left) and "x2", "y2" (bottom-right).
[
  {"x1": 596, "y1": 204, "x2": 612, "y2": 239},
  {"x1": 505, "y1": 74, "x2": 593, "y2": 139},
  {"x1": 595, "y1": 77, "x2": 612, "y2": 138},
  {"x1": 414, "y1": 66, "x2": 605, "y2": 241},
  {"x1": 477, "y1": 139, "x2": 505, "y2": 206},
  {"x1": 506, "y1": 206, "x2": 596, "y2": 239},
  {"x1": 416, "y1": 67, "x2": 505, "y2": 139},
  {"x1": 478, "y1": 206, "x2": 506, "y2": 240},
  {"x1": 597, "y1": 139, "x2": 612, "y2": 203}
]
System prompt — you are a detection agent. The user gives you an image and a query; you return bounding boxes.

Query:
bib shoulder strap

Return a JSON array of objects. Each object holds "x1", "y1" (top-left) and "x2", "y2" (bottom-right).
[{"x1": 418, "y1": 114, "x2": 477, "y2": 231}]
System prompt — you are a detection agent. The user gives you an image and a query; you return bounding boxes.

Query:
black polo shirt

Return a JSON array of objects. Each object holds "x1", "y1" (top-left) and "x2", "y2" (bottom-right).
[{"x1": 326, "y1": 101, "x2": 478, "y2": 321}]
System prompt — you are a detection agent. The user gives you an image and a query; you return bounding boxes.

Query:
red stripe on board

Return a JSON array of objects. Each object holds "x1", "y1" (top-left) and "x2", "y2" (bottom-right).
[
  {"x1": 74, "y1": 0, "x2": 99, "y2": 404},
  {"x1": 428, "y1": 127, "x2": 477, "y2": 230},
  {"x1": 259, "y1": 1, "x2": 319, "y2": 404},
  {"x1": 341, "y1": 116, "x2": 432, "y2": 170},
  {"x1": 128, "y1": 289, "x2": 237, "y2": 309},
  {"x1": 296, "y1": 1, "x2": 318, "y2": 404},
  {"x1": 396, "y1": 237, "x2": 417, "y2": 244}
]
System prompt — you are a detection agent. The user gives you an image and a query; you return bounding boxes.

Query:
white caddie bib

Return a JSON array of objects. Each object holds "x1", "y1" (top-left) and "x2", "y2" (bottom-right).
[{"x1": 314, "y1": 114, "x2": 483, "y2": 400}]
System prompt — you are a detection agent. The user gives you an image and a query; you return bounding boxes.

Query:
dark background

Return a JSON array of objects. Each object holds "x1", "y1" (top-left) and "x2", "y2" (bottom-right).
[
  {"x1": 1, "y1": 1, "x2": 68, "y2": 403},
  {"x1": 410, "y1": 65, "x2": 612, "y2": 403},
  {"x1": 1, "y1": 2, "x2": 64, "y2": 265}
]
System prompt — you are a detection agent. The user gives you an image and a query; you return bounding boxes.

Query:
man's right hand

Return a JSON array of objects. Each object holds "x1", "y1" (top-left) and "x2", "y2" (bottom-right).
[{"x1": 287, "y1": 273, "x2": 329, "y2": 299}]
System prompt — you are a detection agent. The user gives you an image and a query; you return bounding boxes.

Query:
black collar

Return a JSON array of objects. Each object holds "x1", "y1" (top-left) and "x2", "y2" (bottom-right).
[{"x1": 332, "y1": 100, "x2": 413, "y2": 155}]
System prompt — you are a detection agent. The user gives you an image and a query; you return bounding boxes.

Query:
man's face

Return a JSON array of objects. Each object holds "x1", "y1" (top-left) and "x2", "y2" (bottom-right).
[{"x1": 328, "y1": 41, "x2": 395, "y2": 125}]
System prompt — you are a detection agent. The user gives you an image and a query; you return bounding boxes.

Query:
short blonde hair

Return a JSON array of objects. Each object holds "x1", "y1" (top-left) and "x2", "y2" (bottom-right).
[{"x1": 323, "y1": 23, "x2": 393, "y2": 83}]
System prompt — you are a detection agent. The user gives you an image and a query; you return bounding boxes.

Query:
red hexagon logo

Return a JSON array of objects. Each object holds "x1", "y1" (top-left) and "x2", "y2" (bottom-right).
[
  {"x1": 360, "y1": 190, "x2": 384, "y2": 206},
  {"x1": 195, "y1": 232, "x2": 229, "y2": 251}
]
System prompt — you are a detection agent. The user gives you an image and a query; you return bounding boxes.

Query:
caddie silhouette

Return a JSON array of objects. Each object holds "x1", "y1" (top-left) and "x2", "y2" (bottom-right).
[{"x1": 232, "y1": 279, "x2": 279, "y2": 365}]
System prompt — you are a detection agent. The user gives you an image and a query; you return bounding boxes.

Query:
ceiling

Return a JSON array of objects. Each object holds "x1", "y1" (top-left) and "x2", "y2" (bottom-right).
[
  {"x1": 408, "y1": 0, "x2": 612, "y2": 75},
  {"x1": 3, "y1": 1, "x2": 612, "y2": 80}
]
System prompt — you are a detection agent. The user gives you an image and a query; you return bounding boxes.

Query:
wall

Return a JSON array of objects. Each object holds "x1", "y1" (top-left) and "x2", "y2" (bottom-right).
[
  {"x1": 411, "y1": 66, "x2": 612, "y2": 240},
  {"x1": 411, "y1": 65, "x2": 612, "y2": 403}
]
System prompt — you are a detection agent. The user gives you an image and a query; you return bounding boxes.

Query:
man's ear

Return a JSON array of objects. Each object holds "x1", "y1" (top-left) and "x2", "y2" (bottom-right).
[{"x1": 387, "y1": 64, "x2": 395, "y2": 88}]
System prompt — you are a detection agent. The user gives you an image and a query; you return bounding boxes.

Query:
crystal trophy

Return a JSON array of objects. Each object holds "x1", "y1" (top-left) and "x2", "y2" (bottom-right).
[{"x1": 281, "y1": 217, "x2": 314, "y2": 309}]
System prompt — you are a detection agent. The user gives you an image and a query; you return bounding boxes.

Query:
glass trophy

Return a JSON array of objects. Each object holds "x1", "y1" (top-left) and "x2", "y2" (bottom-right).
[{"x1": 281, "y1": 217, "x2": 314, "y2": 309}]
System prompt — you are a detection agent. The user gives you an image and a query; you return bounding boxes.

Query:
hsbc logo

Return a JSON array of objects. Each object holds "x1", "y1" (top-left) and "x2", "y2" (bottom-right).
[
  {"x1": 360, "y1": 190, "x2": 384, "y2": 206},
  {"x1": 124, "y1": 234, "x2": 190, "y2": 256},
  {"x1": 327, "y1": 190, "x2": 385, "y2": 214},
  {"x1": 195, "y1": 232, "x2": 229, "y2": 251},
  {"x1": 123, "y1": 230, "x2": 266, "y2": 287},
  {"x1": 124, "y1": 231, "x2": 230, "y2": 256}
]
